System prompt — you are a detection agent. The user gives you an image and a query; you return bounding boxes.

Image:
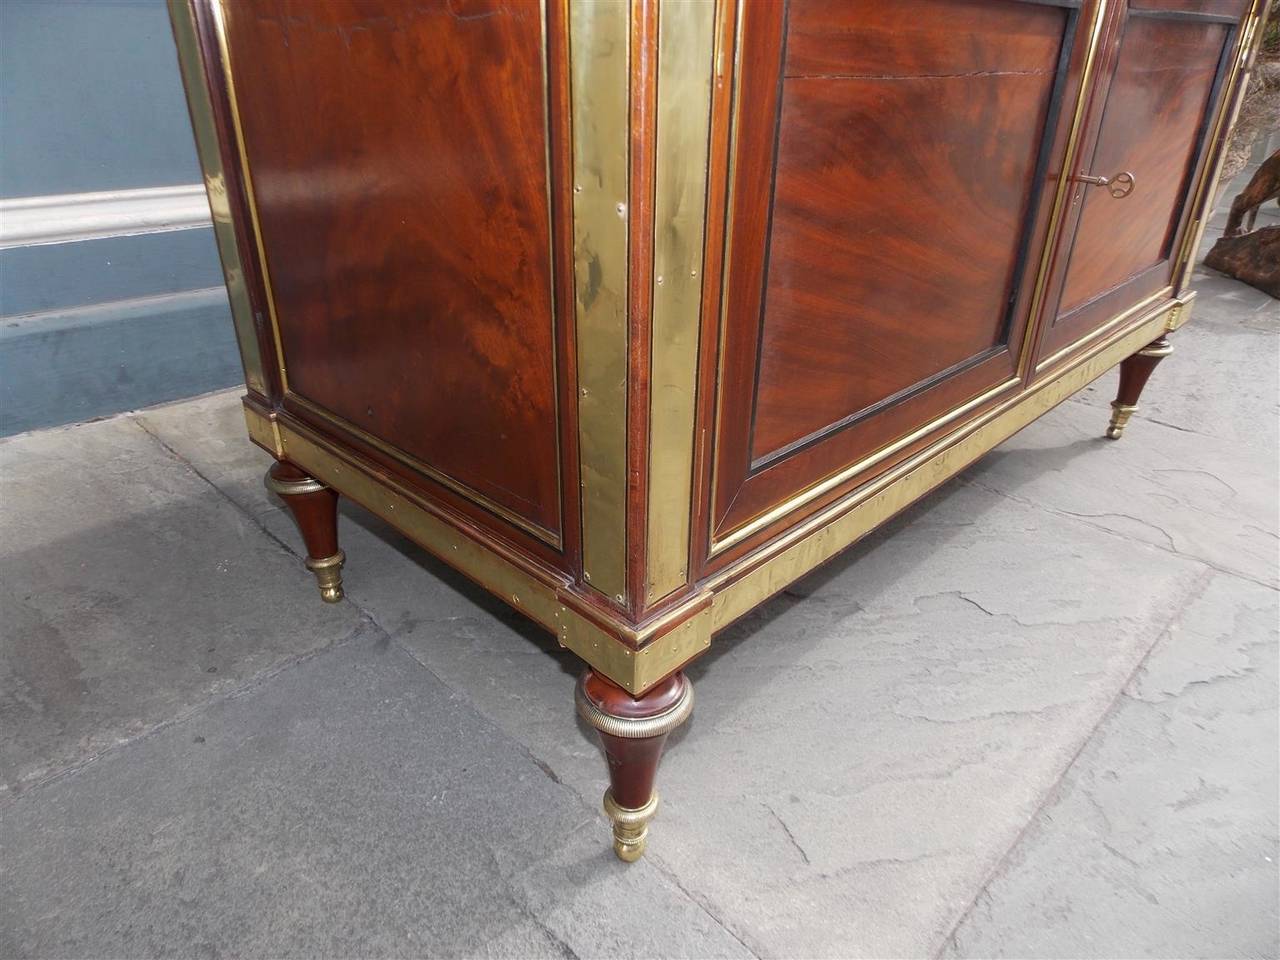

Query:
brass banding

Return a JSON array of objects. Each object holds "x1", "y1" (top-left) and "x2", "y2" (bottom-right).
[
  {"x1": 602, "y1": 788, "x2": 659, "y2": 862},
  {"x1": 575, "y1": 674, "x2": 694, "y2": 739},
  {"x1": 305, "y1": 550, "x2": 345, "y2": 603},
  {"x1": 264, "y1": 473, "x2": 328, "y2": 497},
  {"x1": 604, "y1": 790, "x2": 659, "y2": 826},
  {"x1": 1137, "y1": 341, "x2": 1174, "y2": 359}
]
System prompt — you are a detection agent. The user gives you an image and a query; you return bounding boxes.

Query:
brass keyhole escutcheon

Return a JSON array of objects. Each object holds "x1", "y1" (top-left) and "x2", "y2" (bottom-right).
[{"x1": 1074, "y1": 170, "x2": 1136, "y2": 199}]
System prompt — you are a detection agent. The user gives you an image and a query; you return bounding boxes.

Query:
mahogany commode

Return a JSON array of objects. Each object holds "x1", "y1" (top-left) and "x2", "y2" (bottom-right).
[{"x1": 170, "y1": 0, "x2": 1268, "y2": 860}]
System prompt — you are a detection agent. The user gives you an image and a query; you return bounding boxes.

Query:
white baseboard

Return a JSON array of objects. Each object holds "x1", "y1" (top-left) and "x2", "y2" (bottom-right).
[{"x1": 0, "y1": 184, "x2": 212, "y2": 249}]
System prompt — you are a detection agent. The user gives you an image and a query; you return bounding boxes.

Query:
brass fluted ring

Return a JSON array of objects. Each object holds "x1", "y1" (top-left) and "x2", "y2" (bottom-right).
[
  {"x1": 265, "y1": 471, "x2": 328, "y2": 497},
  {"x1": 575, "y1": 674, "x2": 693, "y2": 739}
]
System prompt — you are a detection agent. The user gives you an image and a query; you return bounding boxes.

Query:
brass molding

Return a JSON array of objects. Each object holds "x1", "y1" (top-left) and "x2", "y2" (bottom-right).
[
  {"x1": 554, "y1": 592, "x2": 713, "y2": 695},
  {"x1": 645, "y1": 0, "x2": 718, "y2": 604},
  {"x1": 243, "y1": 401, "x2": 284, "y2": 457},
  {"x1": 708, "y1": 302, "x2": 1179, "y2": 632},
  {"x1": 710, "y1": 376, "x2": 1022, "y2": 554},
  {"x1": 575, "y1": 672, "x2": 694, "y2": 739},
  {"x1": 242, "y1": 401, "x2": 710, "y2": 696},
  {"x1": 1105, "y1": 402, "x2": 1138, "y2": 440},
  {"x1": 602, "y1": 789, "x2": 659, "y2": 862},
  {"x1": 569, "y1": 0, "x2": 631, "y2": 603},
  {"x1": 305, "y1": 550, "x2": 346, "y2": 603},
  {"x1": 264, "y1": 472, "x2": 328, "y2": 498},
  {"x1": 245, "y1": 297, "x2": 1177, "y2": 692},
  {"x1": 167, "y1": 0, "x2": 266, "y2": 396},
  {"x1": 1165, "y1": 295, "x2": 1194, "y2": 333},
  {"x1": 1035, "y1": 286, "x2": 1173, "y2": 374},
  {"x1": 1136, "y1": 340, "x2": 1173, "y2": 360}
]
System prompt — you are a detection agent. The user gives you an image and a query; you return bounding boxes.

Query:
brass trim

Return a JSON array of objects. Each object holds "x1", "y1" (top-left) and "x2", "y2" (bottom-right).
[
  {"x1": 569, "y1": 0, "x2": 632, "y2": 602},
  {"x1": 1035, "y1": 286, "x2": 1171, "y2": 374},
  {"x1": 305, "y1": 550, "x2": 346, "y2": 604},
  {"x1": 246, "y1": 299, "x2": 1176, "y2": 692},
  {"x1": 1105, "y1": 402, "x2": 1138, "y2": 440},
  {"x1": 1173, "y1": 0, "x2": 1267, "y2": 293},
  {"x1": 602, "y1": 788, "x2": 659, "y2": 862},
  {"x1": 645, "y1": 0, "x2": 718, "y2": 603},
  {"x1": 554, "y1": 599, "x2": 712, "y2": 696},
  {"x1": 706, "y1": 0, "x2": 748, "y2": 557},
  {"x1": 1136, "y1": 340, "x2": 1173, "y2": 360},
  {"x1": 710, "y1": 376, "x2": 1022, "y2": 554},
  {"x1": 208, "y1": 0, "x2": 289, "y2": 392},
  {"x1": 167, "y1": 0, "x2": 266, "y2": 396},
  {"x1": 1165, "y1": 294, "x2": 1194, "y2": 333},
  {"x1": 264, "y1": 473, "x2": 328, "y2": 497},
  {"x1": 708, "y1": 302, "x2": 1178, "y2": 632},
  {"x1": 246, "y1": 403, "x2": 707, "y2": 695},
  {"x1": 243, "y1": 402, "x2": 284, "y2": 457},
  {"x1": 1017, "y1": 0, "x2": 1111, "y2": 380},
  {"x1": 287, "y1": 392, "x2": 562, "y2": 548},
  {"x1": 575, "y1": 673, "x2": 693, "y2": 739}
]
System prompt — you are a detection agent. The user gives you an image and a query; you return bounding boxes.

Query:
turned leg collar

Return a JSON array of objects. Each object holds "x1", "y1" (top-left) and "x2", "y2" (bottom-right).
[{"x1": 575, "y1": 672, "x2": 694, "y2": 739}]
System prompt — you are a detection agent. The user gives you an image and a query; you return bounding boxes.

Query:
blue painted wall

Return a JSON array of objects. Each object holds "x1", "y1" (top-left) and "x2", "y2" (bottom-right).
[{"x1": 0, "y1": 0, "x2": 241, "y2": 436}]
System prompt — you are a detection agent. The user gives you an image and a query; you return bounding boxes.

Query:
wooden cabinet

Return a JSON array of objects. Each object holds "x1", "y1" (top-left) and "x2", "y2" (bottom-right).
[{"x1": 171, "y1": 0, "x2": 1266, "y2": 861}]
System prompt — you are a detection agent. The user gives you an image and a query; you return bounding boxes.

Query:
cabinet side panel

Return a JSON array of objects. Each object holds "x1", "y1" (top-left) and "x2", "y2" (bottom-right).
[{"x1": 216, "y1": 0, "x2": 563, "y2": 540}]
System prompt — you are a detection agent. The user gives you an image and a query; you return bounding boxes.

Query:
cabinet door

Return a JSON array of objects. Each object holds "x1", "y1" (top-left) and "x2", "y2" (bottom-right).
[
  {"x1": 1033, "y1": 0, "x2": 1250, "y2": 369},
  {"x1": 702, "y1": 0, "x2": 1092, "y2": 561}
]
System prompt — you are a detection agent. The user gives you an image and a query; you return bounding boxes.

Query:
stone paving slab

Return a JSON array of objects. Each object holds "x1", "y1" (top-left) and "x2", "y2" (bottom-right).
[
  {"x1": 0, "y1": 627, "x2": 752, "y2": 960},
  {"x1": 20, "y1": 219, "x2": 1278, "y2": 956},
  {"x1": 944, "y1": 571, "x2": 1279, "y2": 959},
  {"x1": 140, "y1": 389, "x2": 1224, "y2": 958},
  {"x1": 0, "y1": 416, "x2": 362, "y2": 794}
]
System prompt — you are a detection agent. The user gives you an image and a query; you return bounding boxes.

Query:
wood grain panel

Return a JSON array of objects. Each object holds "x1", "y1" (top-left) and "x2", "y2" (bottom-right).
[
  {"x1": 751, "y1": 63, "x2": 1055, "y2": 460},
  {"x1": 707, "y1": 0, "x2": 1076, "y2": 547},
  {"x1": 219, "y1": 0, "x2": 563, "y2": 538}
]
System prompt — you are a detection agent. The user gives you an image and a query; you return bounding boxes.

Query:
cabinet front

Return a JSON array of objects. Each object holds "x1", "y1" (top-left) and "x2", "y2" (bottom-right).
[
  {"x1": 703, "y1": 0, "x2": 1093, "y2": 561},
  {"x1": 1034, "y1": 0, "x2": 1251, "y2": 369}
]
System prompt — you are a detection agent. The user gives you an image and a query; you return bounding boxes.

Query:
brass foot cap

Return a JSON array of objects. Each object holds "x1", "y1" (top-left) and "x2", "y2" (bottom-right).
[
  {"x1": 603, "y1": 789, "x2": 659, "y2": 863},
  {"x1": 1106, "y1": 403, "x2": 1137, "y2": 440},
  {"x1": 306, "y1": 550, "x2": 346, "y2": 603}
]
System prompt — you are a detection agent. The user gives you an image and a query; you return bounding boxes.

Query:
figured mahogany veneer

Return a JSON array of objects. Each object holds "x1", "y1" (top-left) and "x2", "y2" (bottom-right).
[
  {"x1": 171, "y1": 0, "x2": 1264, "y2": 862},
  {"x1": 219, "y1": 0, "x2": 571, "y2": 545}
]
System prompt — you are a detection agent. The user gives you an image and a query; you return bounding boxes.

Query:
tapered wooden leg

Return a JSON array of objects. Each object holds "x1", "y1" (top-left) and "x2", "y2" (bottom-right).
[
  {"x1": 575, "y1": 670, "x2": 693, "y2": 862},
  {"x1": 1106, "y1": 336, "x2": 1174, "y2": 439},
  {"x1": 265, "y1": 461, "x2": 345, "y2": 602}
]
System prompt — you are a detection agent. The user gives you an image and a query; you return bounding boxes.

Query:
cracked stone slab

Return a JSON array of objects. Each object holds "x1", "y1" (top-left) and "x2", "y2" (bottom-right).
[
  {"x1": 0, "y1": 416, "x2": 362, "y2": 794},
  {"x1": 965, "y1": 392, "x2": 1277, "y2": 589},
  {"x1": 0, "y1": 629, "x2": 753, "y2": 960},
  {"x1": 944, "y1": 572, "x2": 1278, "y2": 959},
  {"x1": 132, "y1": 389, "x2": 1225, "y2": 957}
]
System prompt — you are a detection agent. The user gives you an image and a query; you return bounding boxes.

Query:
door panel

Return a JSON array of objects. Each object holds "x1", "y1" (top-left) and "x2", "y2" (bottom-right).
[
  {"x1": 1035, "y1": 1, "x2": 1243, "y2": 367},
  {"x1": 706, "y1": 0, "x2": 1086, "y2": 552}
]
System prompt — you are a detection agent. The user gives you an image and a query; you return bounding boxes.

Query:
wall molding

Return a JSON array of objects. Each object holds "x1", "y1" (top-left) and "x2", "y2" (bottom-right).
[{"x1": 0, "y1": 183, "x2": 211, "y2": 249}]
